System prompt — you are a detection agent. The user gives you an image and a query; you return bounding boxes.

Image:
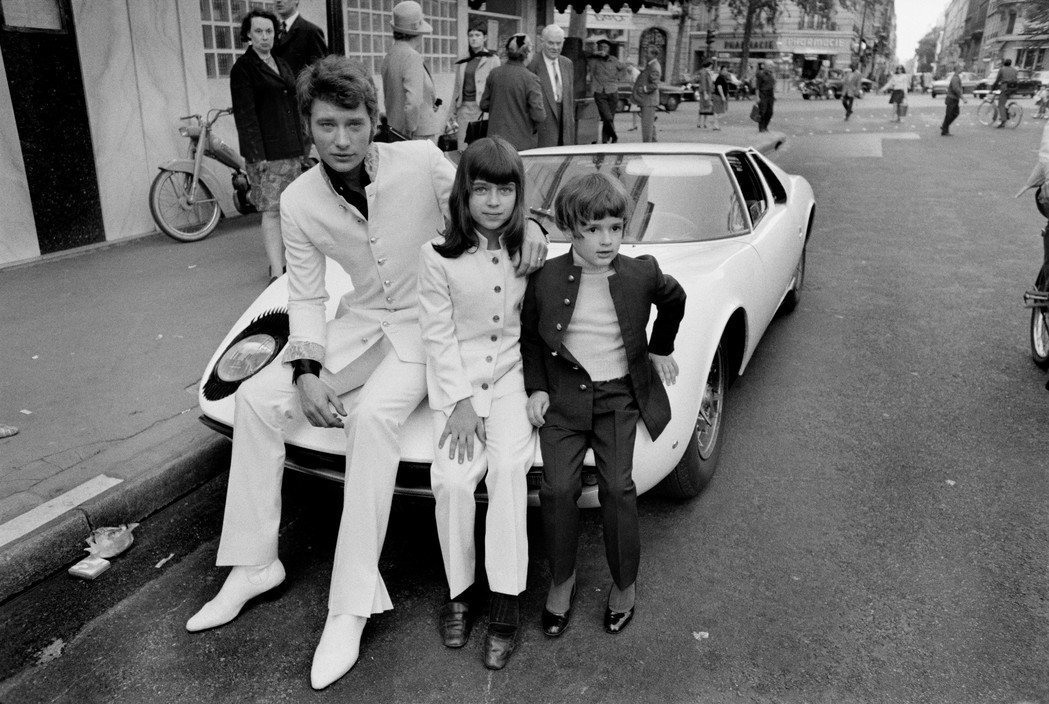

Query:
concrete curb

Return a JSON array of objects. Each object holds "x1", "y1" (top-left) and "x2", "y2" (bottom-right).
[
  {"x1": 0, "y1": 414, "x2": 230, "y2": 603},
  {"x1": 0, "y1": 131, "x2": 786, "y2": 605}
]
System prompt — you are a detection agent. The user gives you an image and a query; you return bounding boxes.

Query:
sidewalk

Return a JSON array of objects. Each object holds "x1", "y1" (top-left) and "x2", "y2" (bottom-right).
[{"x1": 0, "y1": 123, "x2": 785, "y2": 603}]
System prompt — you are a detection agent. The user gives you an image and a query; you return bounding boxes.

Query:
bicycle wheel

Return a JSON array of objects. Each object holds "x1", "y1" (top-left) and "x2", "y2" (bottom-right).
[
  {"x1": 148, "y1": 171, "x2": 221, "y2": 242},
  {"x1": 1006, "y1": 102, "x2": 1023, "y2": 128},
  {"x1": 1032, "y1": 268, "x2": 1049, "y2": 369},
  {"x1": 976, "y1": 100, "x2": 996, "y2": 126}
]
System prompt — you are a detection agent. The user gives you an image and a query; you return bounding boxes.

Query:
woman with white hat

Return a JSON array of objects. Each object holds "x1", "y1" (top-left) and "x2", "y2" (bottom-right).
[{"x1": 381, "y1": 1, "x2": 439, "y2": 140}]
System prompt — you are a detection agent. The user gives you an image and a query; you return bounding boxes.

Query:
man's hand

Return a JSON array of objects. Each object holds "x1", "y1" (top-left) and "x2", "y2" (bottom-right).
[
  {"x1": 296, "y1": 374, "x2": 346, "y2": 428},
  {"x1": 439, "y1": 399, "x2": 486, "y2": 464},
  {"x1": 526, "y1": 391, "x2": 550, "y2": 428},
  {"x1": 650, "y1": 353, "x2": 679, "y2": 386},
  {"x1": 513, "y1": 220, "x2": 549, "y2": 276}
]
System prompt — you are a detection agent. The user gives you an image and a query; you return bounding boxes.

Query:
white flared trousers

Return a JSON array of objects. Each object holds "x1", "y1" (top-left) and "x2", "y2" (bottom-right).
[
  {"x1": 429, "y1": 389, "x2": 534, "y2": 598},
  {"x1": 215, "y1": 338, "x2": 426, "y2": 617}
]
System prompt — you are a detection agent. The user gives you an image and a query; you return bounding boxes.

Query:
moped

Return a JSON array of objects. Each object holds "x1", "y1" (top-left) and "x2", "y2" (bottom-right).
[{"x1": 149, "y1": 107, "x2": 254, "y2": 242}]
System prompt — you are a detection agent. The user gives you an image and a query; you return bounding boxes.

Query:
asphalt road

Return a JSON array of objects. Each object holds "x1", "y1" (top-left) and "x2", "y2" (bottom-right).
[{"x1": 2, "y1": 95, "x2": 1049, "y2": 704}]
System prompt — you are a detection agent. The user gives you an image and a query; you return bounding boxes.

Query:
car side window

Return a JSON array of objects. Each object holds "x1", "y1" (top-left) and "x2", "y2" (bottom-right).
[
  {"x1": 750, "y1": 153, "x2": 787, "y2": 204},
  {"x1": 726, "y1": 151, "x2": 768, "y2": 225}
]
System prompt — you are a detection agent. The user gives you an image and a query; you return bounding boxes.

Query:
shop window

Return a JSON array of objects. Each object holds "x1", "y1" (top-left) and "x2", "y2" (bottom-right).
[
  {"x1": 467, "y1": 0, "x2": 521, "y2": 61},
  {"x1": 201, "y1": 0, "x2": 275, "y2": 79},
  {"x1": 345, "y1": 0, "x2": 457, "y2": 76}
]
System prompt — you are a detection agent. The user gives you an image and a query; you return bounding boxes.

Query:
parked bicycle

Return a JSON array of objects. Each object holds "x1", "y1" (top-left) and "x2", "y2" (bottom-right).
[
  {"x1": 149, "y1": 107, "x2": 254, "y2": 242},
  {"x1": 976, "y1": 90, "x2": 1023, "y2": 128}
]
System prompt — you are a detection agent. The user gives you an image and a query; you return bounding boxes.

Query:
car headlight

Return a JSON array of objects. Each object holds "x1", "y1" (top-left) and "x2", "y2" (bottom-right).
[
  {"x1": 202, "y1": 309, "x2": 289, "y2": 402},
  {"x1": 215, "y1": 334, "x2": 279, "y2": 382}
]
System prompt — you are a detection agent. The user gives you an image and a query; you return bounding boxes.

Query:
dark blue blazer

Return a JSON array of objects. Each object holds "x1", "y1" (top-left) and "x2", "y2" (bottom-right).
[
  {"x1": 521, "y1": 251, "x2": 686, "y2": 439},
  {"x1": 229, "y1": 47, "x2": 305, "y2": 163},
  {"x1": 273, "y1": 16, "x2": 327, "y2": 78}
]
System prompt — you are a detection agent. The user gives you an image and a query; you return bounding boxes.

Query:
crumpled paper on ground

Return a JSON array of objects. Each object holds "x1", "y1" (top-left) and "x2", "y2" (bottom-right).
[{"x1": 84, "y1": 523, "x2": 139, "y2": 558}]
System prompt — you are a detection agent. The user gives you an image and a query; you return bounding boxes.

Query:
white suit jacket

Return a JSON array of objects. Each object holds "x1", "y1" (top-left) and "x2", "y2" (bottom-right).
[
  {"x1": 417, "y1": 237, "x2": 526, "y2": 417},
  {"x1": 280, "y1": 140, "x2": 455, "y2": 374}
]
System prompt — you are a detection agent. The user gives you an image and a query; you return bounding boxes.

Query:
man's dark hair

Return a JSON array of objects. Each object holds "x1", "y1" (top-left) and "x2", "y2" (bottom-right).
[
  {"x1": 239, "y1": 9, "x2": 279, "y2": 43},
  {"x1": 296, "y1": 55, "x2": 378, "y2": 125},
  {"x1": 1003, "y1": 58, "x2": 1013, "y2": 66}
]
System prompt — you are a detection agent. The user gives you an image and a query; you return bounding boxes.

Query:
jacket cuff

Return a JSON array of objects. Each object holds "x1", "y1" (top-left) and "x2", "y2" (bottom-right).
[{"x1": 283, "y1": 340, "x2": 326, "y2": 365}]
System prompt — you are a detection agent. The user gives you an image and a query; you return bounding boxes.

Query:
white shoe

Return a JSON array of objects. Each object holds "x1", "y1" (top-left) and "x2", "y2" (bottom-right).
[
  {"x1": 186, "y1": 559, "x2": 285, "y2": 632},
  {"x1": 310, "y1": 614, "x2": 367, "y2": 690}
]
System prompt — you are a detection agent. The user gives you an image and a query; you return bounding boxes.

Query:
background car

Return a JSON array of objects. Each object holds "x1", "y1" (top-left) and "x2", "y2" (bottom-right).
[
  {"x1": 680, "y1": 72, "x2": 752, "y2": 102},
  {"x1": 973, "y1": 68, "x2": 1040, "y2": 98},
  {"x1": 198, "y1": 144, "x2": 815, "y2": 507},
  {"x1": 929, "y1": 71, "x2": 979, "y2": 98},
  {"x1": 616, "y1": 82, "x2": 690, "y2": 112}
]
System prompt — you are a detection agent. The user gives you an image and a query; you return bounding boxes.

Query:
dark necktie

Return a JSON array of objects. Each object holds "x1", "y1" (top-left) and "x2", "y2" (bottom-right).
[{"x1": 279, "y1": 20, "x2": 287, "y2": 37}]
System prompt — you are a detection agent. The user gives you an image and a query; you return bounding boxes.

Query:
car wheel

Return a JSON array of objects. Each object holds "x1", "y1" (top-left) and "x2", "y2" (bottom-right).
[
  {"x1": 802, "y1": 93, "x2": 810, "y2": 100},
  {"x1": 656, "y1": 343, "x2": 726, "y2": 499},
  {"x1": 664, "y1": 95, "x2": 679, "y2": 112},
  {"x1": 1032, "y1": 268, "x2": 1049, "y2": 369},
  {"x1": 780, "y1": 244, "x2": 805, "y2": 314}
]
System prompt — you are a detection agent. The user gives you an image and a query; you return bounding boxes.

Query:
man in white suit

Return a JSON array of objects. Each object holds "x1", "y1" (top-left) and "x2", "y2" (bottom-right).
[
  {"x1": 528, "y1": 24, "x2": 575, "y2": 147},
  {"x1": 185, "y1": 55, "x2": 548, "y2": 691}
]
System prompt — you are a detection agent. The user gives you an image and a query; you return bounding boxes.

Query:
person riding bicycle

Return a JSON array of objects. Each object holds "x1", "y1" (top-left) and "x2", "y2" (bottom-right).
[{"x1": 992, "y1": 59, "x2": 1019, "y2": 128}]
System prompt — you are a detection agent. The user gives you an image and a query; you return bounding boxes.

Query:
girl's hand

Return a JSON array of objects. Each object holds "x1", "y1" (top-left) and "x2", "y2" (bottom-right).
[
  {"x1": 526, "y1": 391, "x2": 550, "y2": 427},
  {"x1": 514, "y1": 220, "x2": 549, "y2": 276},
  {"x1": 650, "y1": 353, "x2": 679, "y2": 386},
  {"x1": 296, "y1": 374, "x2": 346, "y2": 428},
  {"x1": 439, "y1": 399, "x2": 486, "y2": 463}
]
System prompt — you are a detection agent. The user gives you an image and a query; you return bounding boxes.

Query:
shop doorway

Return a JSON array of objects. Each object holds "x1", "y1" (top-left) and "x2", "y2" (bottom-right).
[{"x1": 0, "y1": 0, "x2": 103, "y2": 254}]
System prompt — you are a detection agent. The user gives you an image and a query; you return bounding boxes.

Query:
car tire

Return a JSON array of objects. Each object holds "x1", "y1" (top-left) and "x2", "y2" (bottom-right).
[
  {"x1": 1032, "y1": 267, "x2": 1049, "y2": 369},
  {"x1": 656, "y1": 343, "x2": 726, "y2": 499},
  {"x1": 802, "y1": 93, "x2": 810, "y2": 100},
  {"x1": 664, "y1": 95, "x2": 679, "y2": 112}
]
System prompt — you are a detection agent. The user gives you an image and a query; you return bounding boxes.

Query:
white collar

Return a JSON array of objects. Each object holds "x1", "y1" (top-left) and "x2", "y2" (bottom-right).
[
  {"x1": 281, "y1": 12, "x2": 299, "y2": 28},
  {"x1": 544, "y1": 54, "x2": 560, "y2": 70}
]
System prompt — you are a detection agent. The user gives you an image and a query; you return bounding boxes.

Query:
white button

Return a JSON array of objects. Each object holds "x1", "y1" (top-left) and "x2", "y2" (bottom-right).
[{"x1": 382, "y1": 321, "x2": 390, "y2": 327}]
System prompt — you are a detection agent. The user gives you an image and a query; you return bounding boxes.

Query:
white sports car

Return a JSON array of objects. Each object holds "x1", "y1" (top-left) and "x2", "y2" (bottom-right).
[{"x1": 198, "y1": 143, "x2": 815, "y2": 507}]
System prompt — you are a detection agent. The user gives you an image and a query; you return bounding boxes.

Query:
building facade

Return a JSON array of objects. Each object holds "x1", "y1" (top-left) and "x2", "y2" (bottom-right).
[{"x1": 0, "y1": 0, "x2": 545, "y2": 267}]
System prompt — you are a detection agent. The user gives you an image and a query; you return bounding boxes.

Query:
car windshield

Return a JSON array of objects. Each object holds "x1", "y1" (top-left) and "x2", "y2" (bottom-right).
[{"x1": 522, "y1": 153, "x2": 748, "y2": 243}]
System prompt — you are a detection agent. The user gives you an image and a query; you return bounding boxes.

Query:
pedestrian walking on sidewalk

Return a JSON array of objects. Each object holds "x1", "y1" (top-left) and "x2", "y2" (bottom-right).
[
  {"x1": 711, "y1": 66, "x2": 729, "y2": 130},
  {"x1": 229, "y1": 8, "x2": 308, "y2": 283},
  {"x1": 880, "y1": 65, "x2": 909, "y2": 123},
  {"x1": 841, "y1": 62, "x2": 862, "y2": 121},
  {"x1": 941, "y1": 64, "x2": 967, "y2": 136},
  {"x1": 755, "y1": 62, "x2": 775, "y2": 133},
  {"x1": 695, "y1": 60, "x2": 714, "y2": 129},
  {"x1": 381, "y1": 1, "x2": 440, "y2": 141},
  {"x1": 184, "y1": 55, "x2": 549, "y2": 691},
  {"x1": 633, "y1": 45, "x2": 661, "y2": 143},
  {"x1": 587, "y1": 38, "x2": 628, "y2": 143}
]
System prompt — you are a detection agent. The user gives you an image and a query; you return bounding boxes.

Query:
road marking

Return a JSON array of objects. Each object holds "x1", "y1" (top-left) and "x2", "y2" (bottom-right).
[
  {"x1": 0, "y1": 475, "x2": 122, "y2": 548},
  {"x1": 786, "y1": 132, "x2": 919, "y2": 157}
]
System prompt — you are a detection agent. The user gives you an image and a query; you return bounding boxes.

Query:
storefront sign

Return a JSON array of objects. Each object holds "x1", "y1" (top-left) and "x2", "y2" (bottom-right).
[
  {"x1": 554, "y1": 9, "x2": 635, "y2": 31},
  {"x1": 709, "y1": 33, "x2": 851, "y2": 55}
]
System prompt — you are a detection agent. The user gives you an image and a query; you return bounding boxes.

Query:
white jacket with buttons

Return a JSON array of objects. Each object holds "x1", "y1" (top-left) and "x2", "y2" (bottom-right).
[
  {"x1": 417, "y1": 237, "x2": 526, "y2": 417},
  {"x1": 280, "y1": 140, "x2": 455, "y2": 373}
]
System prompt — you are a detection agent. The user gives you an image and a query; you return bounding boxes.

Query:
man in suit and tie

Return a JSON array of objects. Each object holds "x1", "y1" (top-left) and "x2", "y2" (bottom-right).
[
  {"x1": 529, "y1": 24, "x2": 575, "y2": 147},
  {"x1": 273, "y1": 0, "x2": 327, "y2": 78}
]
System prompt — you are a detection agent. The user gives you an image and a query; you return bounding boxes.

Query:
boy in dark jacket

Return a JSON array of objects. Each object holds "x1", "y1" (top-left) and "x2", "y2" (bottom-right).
[{"x1": 521, "y1": 172, "x2": 685, "y2": 637}]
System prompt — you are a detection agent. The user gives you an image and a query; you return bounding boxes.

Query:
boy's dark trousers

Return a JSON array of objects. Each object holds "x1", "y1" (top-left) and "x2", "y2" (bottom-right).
[{"x1": 538, "y1": 376, "x2": 640, "y2": 590}]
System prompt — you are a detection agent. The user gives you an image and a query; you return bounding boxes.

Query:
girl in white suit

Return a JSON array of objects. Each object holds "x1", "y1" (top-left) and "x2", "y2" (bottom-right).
[{"x1": 417, "y1": 137, "x2": 537, "y2": 670}]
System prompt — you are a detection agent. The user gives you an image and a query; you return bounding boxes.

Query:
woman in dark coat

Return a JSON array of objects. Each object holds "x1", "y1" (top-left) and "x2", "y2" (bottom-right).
[
  {"x1": 230, "y1": 9, "x2": 306, "y2": 282},
  {"x1": 480, "y1": 34, "x2": 545, "y2": 152}
]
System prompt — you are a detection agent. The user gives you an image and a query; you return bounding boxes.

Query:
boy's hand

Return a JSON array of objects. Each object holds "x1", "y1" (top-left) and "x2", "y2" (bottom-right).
[
  {"x1": 296, "y1": 374, "x2": 346, "y2": 428},
  {"x1": 526, "y1": 391, "x2": 550, "y2": 427},
  {"x1": 513, "y1": 221, "x2": 549, "y2": 276},
  {"x1": 650, "y1": 353, "x2": 679, "y2": 386},
  {"x1": 439, "y1": 399, "x2": 486, "y2": 464}
]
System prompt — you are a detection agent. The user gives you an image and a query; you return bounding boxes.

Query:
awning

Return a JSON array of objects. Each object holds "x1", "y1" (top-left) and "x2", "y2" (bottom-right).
[{"x1": 552, "y1": 1, "x2": 650, "y2": 12}]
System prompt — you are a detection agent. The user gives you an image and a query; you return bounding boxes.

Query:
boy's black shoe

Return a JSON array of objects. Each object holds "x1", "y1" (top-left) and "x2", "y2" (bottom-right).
[
  {"x1": 482, "y1": 623, "x2": 517, "y2": 670},
  {"x1": 604, "y1": 605, "x2": 635, "y2": 634},
  {"x1": 541, "y1": 585, "x2": 576, "y2": 637}
]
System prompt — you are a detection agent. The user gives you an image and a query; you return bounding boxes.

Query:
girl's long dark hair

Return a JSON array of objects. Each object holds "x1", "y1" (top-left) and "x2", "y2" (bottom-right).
[{"x1": 433, "y1": 137, "x2": 525, "y2": 259}]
